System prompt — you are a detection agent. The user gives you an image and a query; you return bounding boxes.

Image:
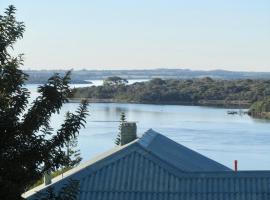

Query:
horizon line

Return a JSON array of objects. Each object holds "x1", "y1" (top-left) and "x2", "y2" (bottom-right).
[{"x1": 21, "y1": 67, "x2": 270, "y2": 73}]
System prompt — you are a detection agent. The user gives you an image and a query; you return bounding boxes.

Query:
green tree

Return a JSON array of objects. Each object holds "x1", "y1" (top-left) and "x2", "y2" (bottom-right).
[
  {"x1": 103, "y1": 76, "x2": 128, "y2": 86},
  {"x1": 115, "y1": 112, "x2": 126, "y2": 145},
  {"x1": 0, "y1": 6, "x2": 88, "y2": 199},
  {"x1": 65, "y1": 131, "x2": 82, "y2": 168}
]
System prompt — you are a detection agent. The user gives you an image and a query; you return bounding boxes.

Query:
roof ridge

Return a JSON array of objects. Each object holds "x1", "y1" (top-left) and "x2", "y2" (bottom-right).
[{"x1": 138, "y1": 129, "x2": 231, "y2": 172}]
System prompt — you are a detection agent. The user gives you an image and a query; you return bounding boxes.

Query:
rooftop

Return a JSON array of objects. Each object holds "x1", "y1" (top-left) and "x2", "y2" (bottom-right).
[{"x1": 23, "y1": 129, "x2": 270, "y2": 200}]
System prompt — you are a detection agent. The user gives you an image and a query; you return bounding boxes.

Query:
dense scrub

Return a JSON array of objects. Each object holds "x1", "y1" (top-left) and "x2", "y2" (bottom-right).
[
  {"x1": 248, "y1": 97, "x2": 270, "y2": 119},
  {"x1": 70, "y1": 77, "x2": 270, "y2": 107}
]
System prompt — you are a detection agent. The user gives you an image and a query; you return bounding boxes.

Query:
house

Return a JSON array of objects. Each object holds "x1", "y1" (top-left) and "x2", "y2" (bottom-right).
[{"x1": 23, "y1": 123, "x2": 270, "y2": 200}]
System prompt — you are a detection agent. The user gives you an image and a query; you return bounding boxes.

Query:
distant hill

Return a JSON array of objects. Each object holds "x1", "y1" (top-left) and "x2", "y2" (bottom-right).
[{"x1": 24, "y1": 69, "x2": 270, "y2": 84}]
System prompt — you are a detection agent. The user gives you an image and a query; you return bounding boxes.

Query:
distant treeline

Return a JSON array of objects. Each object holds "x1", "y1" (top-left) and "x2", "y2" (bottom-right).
[
  {"x1": 25, "y1": 69, "x2": 270, "y2": 83},
  {"x1": 70, "y1": 77, "x2": 270, "y2": 107}
]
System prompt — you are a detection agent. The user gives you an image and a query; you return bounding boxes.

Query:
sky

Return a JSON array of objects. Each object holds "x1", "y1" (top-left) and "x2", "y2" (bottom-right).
[{"x1": 0, "y1": 0, "x2": 269, "y2": 71}]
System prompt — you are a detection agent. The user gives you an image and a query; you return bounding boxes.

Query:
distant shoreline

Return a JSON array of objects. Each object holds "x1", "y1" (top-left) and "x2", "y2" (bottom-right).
[
  {"x1": 68, "y1": 98, "x2": 251, "y2": 108},
  {"x1": 24, "y1": 68, "x2": 270, "y2": 84},
  {"x1": 69, "y1": 78, "x2": 270, "y2": 112}
]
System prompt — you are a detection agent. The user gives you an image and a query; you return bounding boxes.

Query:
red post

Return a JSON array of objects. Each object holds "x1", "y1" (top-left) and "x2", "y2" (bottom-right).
[{"x1": 234, "y1": 160, "x2": 238, "y2": 172}]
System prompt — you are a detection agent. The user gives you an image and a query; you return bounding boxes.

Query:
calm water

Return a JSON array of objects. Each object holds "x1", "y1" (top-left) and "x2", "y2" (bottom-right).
[{"x1": 26, "y1": 83, "x2": 270, "y2": 170}]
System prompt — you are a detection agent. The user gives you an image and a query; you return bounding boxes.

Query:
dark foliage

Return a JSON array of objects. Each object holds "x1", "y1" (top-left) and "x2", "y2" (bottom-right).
[
  {"x1": 71, "y1": 77, "x2": 270, "y2": 107},
  {"x1": 34, "y1": 179, "x2": 80, "y2": 200},
  {"x1": 248, "y1": 97, "x2": 270, "y2": 119},
  {"x1": 0, "y1": 6, "x2": 88, "y2": 199},
  {"x1": 65, "y1": 135, "x2": 82, "y2": 168}
]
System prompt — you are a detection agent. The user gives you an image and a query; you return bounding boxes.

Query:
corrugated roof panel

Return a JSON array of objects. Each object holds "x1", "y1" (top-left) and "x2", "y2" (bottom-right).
[
  {"x1": 139, "y1": 129, "x2": 231, "y2": 172},
  {"x1": 72, "y1": 150, "x2": 270, "y2": 200}
]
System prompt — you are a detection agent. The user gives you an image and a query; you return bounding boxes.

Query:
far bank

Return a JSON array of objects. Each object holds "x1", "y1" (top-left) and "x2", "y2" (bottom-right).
[{"x1": 70, "y1": 77, "x2": 270, "y2": 109}]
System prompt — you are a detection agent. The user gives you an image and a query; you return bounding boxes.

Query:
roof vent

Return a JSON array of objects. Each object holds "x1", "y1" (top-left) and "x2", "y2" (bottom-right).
[{"x1": 120, "y1": 122, "x2": 137, "y2": 145}]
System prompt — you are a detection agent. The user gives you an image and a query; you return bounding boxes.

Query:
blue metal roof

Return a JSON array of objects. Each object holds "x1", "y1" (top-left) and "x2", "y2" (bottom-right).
[
  {"x1": 139, "y1": 129, "x2": 231, "y2": 172},
  {"x1": 23, "y1": 130, "x2": 270, "y2": 200}
]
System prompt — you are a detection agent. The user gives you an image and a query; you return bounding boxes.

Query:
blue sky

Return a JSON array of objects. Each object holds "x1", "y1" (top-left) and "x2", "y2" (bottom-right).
[{"x1": 1, "y1": 0, "x2": 269, "y2": 71}]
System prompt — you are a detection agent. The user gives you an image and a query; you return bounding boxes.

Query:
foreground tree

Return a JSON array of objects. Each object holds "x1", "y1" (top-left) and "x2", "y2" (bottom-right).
[
  {"x1": 0, "y1": 6, "x2": 88, "y2": 199},
  {"x1": 115, "y1": 112, "x2": 126, "y2": 145},
  {"x1": 34, "y1": 180, "x2": 80, "y2": 200},
  {"x1": 65, "y1": 133, "x2": 82, "y2": 168}
]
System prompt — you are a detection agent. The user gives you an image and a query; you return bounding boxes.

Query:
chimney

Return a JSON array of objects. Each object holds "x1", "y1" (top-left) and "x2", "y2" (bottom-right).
[
  {"x1": 44, "y1": 171, "x2": 51, "y2": 185},
  {"x1": 120, "y1": 122, "x2": 137, "y2": 145},
  {"x1": 234, "y1": 160, "x2": 238, "y2": 172}
]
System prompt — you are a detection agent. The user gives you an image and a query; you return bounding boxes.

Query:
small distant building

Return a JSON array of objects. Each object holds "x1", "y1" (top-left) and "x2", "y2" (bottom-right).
[{"x1": 23, "y1": 127, "x2": 270, "y2": 200}]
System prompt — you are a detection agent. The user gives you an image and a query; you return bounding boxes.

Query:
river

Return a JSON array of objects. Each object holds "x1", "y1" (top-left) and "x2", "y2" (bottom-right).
[{"x1": 26, "y1": 83, "x2": 270, "y2": 170}]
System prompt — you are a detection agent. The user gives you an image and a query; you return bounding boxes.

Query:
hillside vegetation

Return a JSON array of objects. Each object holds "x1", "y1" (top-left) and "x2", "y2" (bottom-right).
[
  {"x1": 70, "y1": 77, "x2": 270, "y2": 107},
  {"x1": 248, "y1": 97, "x2": 270, "y2": 119}
]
